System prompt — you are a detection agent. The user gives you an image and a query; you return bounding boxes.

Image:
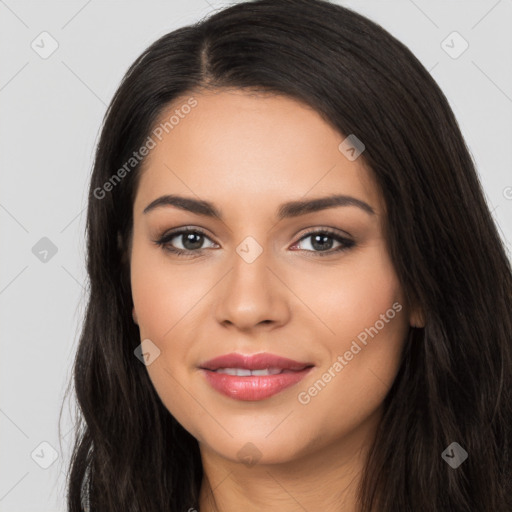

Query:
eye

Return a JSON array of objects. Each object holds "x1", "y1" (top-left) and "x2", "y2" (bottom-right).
[
  {"x1": 290, "y1": 228, "x2": 355, "y2": 256},
  {"x1": 154, "y1": 228, "x2": 217, "y2": 257},
  {"x1": 154, "y1": 226, "x2": 355, "y2": 258}
]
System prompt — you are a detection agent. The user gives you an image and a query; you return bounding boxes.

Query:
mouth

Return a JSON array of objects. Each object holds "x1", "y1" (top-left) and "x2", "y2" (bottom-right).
[
  {"x1": 198, "y1": 352, "x2": 314, "y2": 401},
  {"x1": 210, "y1": 367, "x2": 302, "y2": 376}
]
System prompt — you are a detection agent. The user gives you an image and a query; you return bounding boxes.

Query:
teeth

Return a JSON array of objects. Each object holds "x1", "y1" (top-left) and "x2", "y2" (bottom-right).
[
  {"x1": 215, "y1": 367, "x2": 283, "y2": 376},
  {"x1": 251, "y1": 368, "x2": 281, "y2": 376}
]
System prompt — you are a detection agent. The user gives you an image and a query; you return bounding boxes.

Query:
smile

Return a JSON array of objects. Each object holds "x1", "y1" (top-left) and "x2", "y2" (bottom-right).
[{"x1": 198, "y1": 352, "x2": 314, "y2": 400}]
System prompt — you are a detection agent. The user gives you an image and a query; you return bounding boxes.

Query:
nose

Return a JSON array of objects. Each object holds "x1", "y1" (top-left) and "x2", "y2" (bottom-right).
[{"x1": 214, "y1": 248, "x2": 291, "y2": 332}]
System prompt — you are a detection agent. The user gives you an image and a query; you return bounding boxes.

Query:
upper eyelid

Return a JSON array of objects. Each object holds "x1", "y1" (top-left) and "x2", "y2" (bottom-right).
[{"x1": 159, "y1": 226, "x2": 215, "y2": 242}]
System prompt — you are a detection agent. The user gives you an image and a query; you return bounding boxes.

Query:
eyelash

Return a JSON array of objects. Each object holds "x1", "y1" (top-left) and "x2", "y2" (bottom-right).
[{"x1": 153, "y1": 227, "x2": 355, "y2": 258}]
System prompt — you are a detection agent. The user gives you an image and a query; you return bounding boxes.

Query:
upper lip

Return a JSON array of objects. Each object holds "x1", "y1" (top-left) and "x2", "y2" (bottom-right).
[{"x1": 199, "y1": 352, "x2": 313, "y2": 371}]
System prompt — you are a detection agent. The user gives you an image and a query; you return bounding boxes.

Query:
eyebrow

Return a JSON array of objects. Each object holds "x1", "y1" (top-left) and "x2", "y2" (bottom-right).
[{"x1": 143, "y1": 193, "x2": 376, "y2": 219}]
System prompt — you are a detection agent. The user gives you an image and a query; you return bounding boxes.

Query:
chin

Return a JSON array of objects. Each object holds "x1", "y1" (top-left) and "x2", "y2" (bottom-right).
[{"x1": 197, "y1": 428, "x2": 314, "y2": 468}]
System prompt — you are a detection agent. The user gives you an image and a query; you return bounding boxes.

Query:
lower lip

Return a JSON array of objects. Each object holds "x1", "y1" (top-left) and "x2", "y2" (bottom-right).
[{"x1": 200, "y1": 368, "x2": 313, "y2": 401}]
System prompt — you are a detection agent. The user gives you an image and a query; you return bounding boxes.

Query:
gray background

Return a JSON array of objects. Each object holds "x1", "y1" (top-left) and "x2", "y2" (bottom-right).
[{"x1": 1, "y1": 0, "x2": 511, "y2": 510}]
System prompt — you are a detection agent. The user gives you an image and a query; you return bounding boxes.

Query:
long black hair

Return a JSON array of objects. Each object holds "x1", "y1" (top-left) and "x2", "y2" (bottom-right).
[{"x1": 63, "y1": 0, "x2": 512, "y2": 510}]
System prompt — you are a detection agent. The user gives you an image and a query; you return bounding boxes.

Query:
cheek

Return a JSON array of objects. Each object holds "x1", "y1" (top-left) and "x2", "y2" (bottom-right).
[
  {"x1": 289, "y1": 241, "x2": 406, "y2": 351},
  {"x1": 340, "y1": 251, "x2": 408, "y2": 379},
  {"x1": 129, "y1": 236, "x2": 212, "y2": 431},
  {"x1": 130, "y1": 238, "x2": 205, "y2": 340},
  {"x1": 291, "y1": 245, "x2": 409, "y2": 433}
]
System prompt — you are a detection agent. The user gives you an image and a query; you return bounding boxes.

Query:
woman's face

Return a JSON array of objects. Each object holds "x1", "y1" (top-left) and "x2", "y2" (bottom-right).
[{"x1": 130, "y1": 89, "x2": 421, "y2": 466}]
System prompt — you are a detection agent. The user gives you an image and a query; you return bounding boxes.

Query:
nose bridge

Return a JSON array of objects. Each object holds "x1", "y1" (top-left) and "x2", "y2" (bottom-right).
[
  {"x1": 214, "y1": 234, "x2": 290, "y2": 329},
  {"x1": 232, "y1": 235, "x2": 270, "y2": 286}
]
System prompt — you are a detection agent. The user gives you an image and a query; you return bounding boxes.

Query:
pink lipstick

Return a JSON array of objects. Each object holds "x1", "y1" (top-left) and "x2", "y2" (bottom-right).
[{"x1": 198, "y1": 352, "x2": 314, "y2": 401}]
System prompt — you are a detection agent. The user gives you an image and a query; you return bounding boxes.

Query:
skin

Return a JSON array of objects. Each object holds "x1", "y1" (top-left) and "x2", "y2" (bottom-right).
[{"x1": 129, "y1": 89, "x2": 424, "y2": 512}]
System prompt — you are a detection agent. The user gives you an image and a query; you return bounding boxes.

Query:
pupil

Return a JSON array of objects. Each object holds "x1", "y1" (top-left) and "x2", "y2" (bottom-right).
[
  {"x1": 312, "y1": 234, "x2": 333, "y2": 251},
  {"x1": 183, "y1": 233, "x2": 203, "y2": 250}
]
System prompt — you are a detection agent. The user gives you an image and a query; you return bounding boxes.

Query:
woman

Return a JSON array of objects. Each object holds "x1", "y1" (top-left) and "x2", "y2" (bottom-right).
[{"x1": 64, "y1": 0, "x2": 512, "y2": 510}]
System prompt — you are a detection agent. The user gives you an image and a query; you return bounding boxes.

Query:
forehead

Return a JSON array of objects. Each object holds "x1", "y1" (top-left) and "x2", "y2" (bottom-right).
[{"x1": 134, "y1": 89, "x2": 384, "y2": 219}]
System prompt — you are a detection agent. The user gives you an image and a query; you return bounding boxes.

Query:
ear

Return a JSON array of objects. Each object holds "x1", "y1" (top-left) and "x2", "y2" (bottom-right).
[
  {"x1": 132, "y1": 307, "x2": 139, "y2": 325},
  {"x1": 409, "y1": 306, "x2": 425, "y2": 328}
]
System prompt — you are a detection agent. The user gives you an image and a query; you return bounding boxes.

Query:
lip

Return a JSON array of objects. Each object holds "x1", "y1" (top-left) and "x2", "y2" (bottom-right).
[
  {"x1": 199, "y1": 352, "x2": 312, "y2": 371},
  {"x1": 198, "y1": 352, "x2": 314, "y2": 401}
]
